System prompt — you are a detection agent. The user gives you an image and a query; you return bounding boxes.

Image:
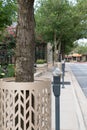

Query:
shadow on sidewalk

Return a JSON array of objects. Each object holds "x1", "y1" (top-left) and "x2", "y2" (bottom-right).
[{"x1": 63, "y1": 81, "x2": 71, "y2": 85}]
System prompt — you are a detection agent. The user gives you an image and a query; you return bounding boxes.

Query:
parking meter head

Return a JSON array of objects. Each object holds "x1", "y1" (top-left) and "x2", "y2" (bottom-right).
[
  {"x1": 62, "y1": 59, "x2": 65, "y2": 63},
  {"x1": 52, "y1": 68, "x2": 61, "y2": 97},
  {"x1": 53, "y1": 67, "x2": 62, "y2": 76}
]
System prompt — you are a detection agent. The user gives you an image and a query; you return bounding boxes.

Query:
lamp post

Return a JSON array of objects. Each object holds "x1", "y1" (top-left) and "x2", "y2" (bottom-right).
[{"x1": 53, "y1": 68, "x2": 62, "y2": 130}]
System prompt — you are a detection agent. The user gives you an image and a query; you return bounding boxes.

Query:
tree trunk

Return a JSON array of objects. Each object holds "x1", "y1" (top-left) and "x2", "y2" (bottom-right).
[
  {"x1": 54, "y1": 31, "x2": 58, "y2": 62},
  {"x1": 61, "y1": 42, "x2": 65, "y2": 60},
  {"x1": 15, "y1": 0, "x2": 35, "y2": 82}
]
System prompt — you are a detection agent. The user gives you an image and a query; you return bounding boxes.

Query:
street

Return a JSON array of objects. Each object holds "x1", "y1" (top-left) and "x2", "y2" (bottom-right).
[{"x1": 69, "y1": 62, "x2": 87, "y2": 98}]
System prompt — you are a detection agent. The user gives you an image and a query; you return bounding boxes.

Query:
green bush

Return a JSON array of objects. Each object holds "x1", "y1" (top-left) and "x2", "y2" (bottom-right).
[
  {"x1": 36, "y1": 59, "x2": 46, "y2": 64},
  {"x1": 0, "y1": 64, "x2": 15, "y2": 78},
  {"x1": 0, "y1": 65, "x2": 5, "y2": 78},
  {"x1": 6, "y1": 64, "x2": 15, "y2": 77}
]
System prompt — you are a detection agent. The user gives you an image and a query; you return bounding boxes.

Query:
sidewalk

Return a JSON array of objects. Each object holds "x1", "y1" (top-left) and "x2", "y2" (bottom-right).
[{"x1": 38, "y1": 63, "x2": 87, "y2": 130}]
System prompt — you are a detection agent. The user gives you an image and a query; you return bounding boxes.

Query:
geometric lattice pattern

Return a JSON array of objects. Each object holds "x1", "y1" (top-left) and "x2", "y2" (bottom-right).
[
  {"x1": 0, "y1": 79, "x2": 51, "y2": 130},
  {"x1": 36, "y1": 88, "x2": 51, "y2": 130}
]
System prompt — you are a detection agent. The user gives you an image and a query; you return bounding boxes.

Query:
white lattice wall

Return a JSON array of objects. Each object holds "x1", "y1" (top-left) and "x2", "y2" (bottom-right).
[{"x1": 0, "y1": 79, "x2": 51, "y2": 130}]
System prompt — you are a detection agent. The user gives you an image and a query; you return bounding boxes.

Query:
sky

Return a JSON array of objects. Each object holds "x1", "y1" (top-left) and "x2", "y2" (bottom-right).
[
  {"x1": 68, "y1": 0, "x2": 77, "y2": 4},
  {"x1": 78, "y1": 38, "x2": 87, "y2": 44}
]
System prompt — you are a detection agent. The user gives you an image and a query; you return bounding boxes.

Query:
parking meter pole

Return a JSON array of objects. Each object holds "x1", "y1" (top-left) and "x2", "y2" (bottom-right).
[
  {"x1": 53, "y1": 75, "x2": 61, "y2": 130},
  {"x1": 55, "y1": 96, "x2": 60, "y2": 130},
  {"x1": 62, "y1": 61, "x2": 65, "y2": 88},
  {"x1": 62, "y1": 72, "x2": 64, "y2": 88}
]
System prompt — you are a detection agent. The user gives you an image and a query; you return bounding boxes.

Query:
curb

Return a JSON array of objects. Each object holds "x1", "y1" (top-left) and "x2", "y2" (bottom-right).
[
  {"x1": 34, "y1": 71, "x2": 43, "y2": 77},
  {"x1": 34, "y1": 64, "x2": 48, "y2": 77},
  {"x1": 69, "y1": 66, "x2": 87, "y2": 130}
]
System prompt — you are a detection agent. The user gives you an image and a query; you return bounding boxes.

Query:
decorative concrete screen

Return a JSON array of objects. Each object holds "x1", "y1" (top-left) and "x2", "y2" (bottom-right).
[{"x1": 0, "y1": 79, "x2": 51, "y2": 130}]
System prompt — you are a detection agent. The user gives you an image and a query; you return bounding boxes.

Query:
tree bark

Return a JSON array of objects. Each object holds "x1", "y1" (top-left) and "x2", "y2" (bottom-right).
[
  {"x1": 15, "y1": 0, "x2": 35, "y2": 82},
  {"x1": 61, "y1": 42, "x2": 65, "y2": 60}
]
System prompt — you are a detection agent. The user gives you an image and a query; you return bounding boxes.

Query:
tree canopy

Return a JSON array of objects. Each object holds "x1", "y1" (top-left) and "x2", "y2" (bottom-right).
[
  {"x1": 35, "y1": 0, "x2": 87, "y2": 58},
  {"x1": 73, "y1": 39, "x2": 87, "y2": 54},
  {"x1": 0, "y1": 0, "x2": 87, "y2": 60},
  {"x1": 0, "y1": 0, "x2": 17, "y2": 30}
]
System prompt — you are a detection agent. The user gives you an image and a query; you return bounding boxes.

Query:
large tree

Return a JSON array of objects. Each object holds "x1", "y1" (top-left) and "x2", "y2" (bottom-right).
[
  {"x1": 15, "y1": 0, "x2": 35, "y2": 82},
  {"x1": 35, "y1": 0, "x2": 87, "y2": 60}
]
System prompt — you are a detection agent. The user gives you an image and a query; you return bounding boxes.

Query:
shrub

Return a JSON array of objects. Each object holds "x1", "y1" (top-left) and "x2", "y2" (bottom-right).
[
  {"x1": 0, "y1": 64, "x2": 15, "y2": 78},
  {"x1": 36, "y1": 59, "x2": 46, "y2": 64},
  {"x1": 0, "y1": 65, "x2": 5, "y2": 78},
  {"x1": 6, "y1": 64, "x2": 15, "y2": 77}
]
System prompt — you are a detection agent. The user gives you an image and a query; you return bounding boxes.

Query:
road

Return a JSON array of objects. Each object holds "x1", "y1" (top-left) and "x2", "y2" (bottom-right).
[{"x1": 69, "y1": 62, "x2": 87, "y2": 98}]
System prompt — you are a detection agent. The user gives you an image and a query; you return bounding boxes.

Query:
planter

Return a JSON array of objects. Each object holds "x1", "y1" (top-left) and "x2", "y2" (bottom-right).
[{"x1": 0, "y1": 78, "x2": 51, "y2": 130}]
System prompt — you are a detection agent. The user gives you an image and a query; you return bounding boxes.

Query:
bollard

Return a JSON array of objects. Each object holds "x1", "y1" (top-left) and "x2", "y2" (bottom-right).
[
  {"x1": 53, "y1": 68, "x2": 62, "y2": 130},
  {"x1": 62, "y1": 60, "x2": 65, "y2": 88}
]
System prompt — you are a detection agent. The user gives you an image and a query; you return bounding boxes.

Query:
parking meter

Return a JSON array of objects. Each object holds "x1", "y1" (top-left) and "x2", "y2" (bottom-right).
[
  {"x1": 62, "y1": 60, "x2": 65, "y2": 88},
  {"x1": 62, "y1": 60, "x2": 65, "y2": 75},
  {"x1": 53, "y1": 67, "x2": 62, "y2": 130},
  {"x1": 53, "y1": 68, "x2": 62, "y2": 96}
]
